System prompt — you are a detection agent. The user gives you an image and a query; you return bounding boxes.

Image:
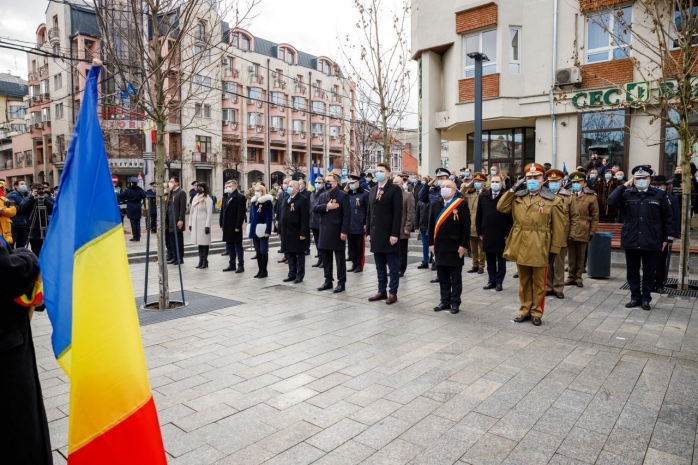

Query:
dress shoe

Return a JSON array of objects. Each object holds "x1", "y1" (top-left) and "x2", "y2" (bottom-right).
[
  {"x1": 368, "y1": 293, "x2": 387, "y2": 302},
  {"x1": 293, "y1": 278, "x2": 303, "y2": 283},
  {"x1": 222, "y1": 266, "x2": 236, "y2": 272},
  {"x1": 283, "y1": 277, "x2": 296, "y2": 282},
  {"x1": 513, "y1": 273, "x2": 519, "y2": 279},
  {"x1": 450, "y1": 306, "x2": 459, "y2": 314},
  {"x1": 278, "y1": 250, "x2": 284, "y2": 254},
  {"x1": 129, "y1": 237, "x2": 137, "y2": 242},
  {"x1": 417, "y1": 263, "x2": 429, "y2": 269},
  {"x1": 531, "y1": 316, "x2": 542, "y2": 326},
  {"x1": 433, "y1": 303, "x2": 450, "y2": 312},
  {"x1": 386, "y1": 294, "x2": 398, "y2": 305},
  {"x1": 467, "y1": 267, "x2": 479, "y2": 273},
  {"x1": 317, "y1": 282, "x2": 333, "y2": 291},
  {"x1": 235, "y1": 267, "x2": 245, "y2": 273},
  {"x1": 354, "y1": 267, "x2": 363, "y2": 273},
  {"x1": 564, "y1": 280, "x2": 576, "y2": 286},
  {"x1": 431, "y1": 263, "x2": 437, "y2": 270},
  {"x1": 625, "y1": 300, "x2": 641, "y2": 308},
  {"x1": 312, "y1": 261, "x2": 323, "y2": 268},
  {"x1": 556, "y1": 292, "x2": 565, "y2": 299},
  {"x1": 430, "y1": 278, "x2": 440, "y2": 283},
  {"x1": 221, "y1": 252, "x2": 229, "y2": 256},
  {"x1": 514, "y1": 314, "x2": 531, "y2": 323},
  {"x1": 483, "y1": 283, "x2": 496, "y2": 290},
  {"x1": 348, "y1": 265, "x2": 357, "y2": 272},
  {"x1": 642, "y1": 302, "x2": 651, "y2": 311},
  {"x1": 278, "y1": 258, "x2": 288, "y2": 264},
  {"x1": 399, "y1": 272, "x2": 405, "y2": 277},
  {"x1": 545, "y1": 290, "x2": 556, "y2": 297},
  {"x1": 576, "y1": 282, "x2": 583, "y2": 288},
  {"x1": 495, "y1": 284, "x2": 503, "y2": 292},
  {"x1": 478, "y1": 268, "x2": 484, "y2": 274},
  {"x1": 251, "y1": 254, "x2": 258, "y2": 260},
  {"x1": 333, "y1": 284, "x2": 345, "y2": 293}
]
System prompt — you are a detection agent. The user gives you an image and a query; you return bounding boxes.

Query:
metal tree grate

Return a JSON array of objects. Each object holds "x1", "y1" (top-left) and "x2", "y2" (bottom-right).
[
  {"x1": 620, "y1": 279, "x2": 698, "y2": 298},
  {"x1": 135, "y1": 291, "x2": 243, "y2": 326}
]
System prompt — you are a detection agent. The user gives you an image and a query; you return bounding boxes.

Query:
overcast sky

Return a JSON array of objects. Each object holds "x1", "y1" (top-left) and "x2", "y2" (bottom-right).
[{"x1": 0, "y1": 0, "x2": 417, "y2": 126}]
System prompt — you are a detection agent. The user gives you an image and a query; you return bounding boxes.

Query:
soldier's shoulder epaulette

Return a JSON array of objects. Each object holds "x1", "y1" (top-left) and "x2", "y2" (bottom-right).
[
  {"x1": 583, "y1": 187, "x2": 596, "y2": 195},
  {"x1": 540, "y1": 188, "x2": 556, "y2": 201}
]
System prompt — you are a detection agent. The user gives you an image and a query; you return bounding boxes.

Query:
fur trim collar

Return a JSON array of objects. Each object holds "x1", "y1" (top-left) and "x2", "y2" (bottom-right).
[
  {"x1": 558, "y1": 187, "x2": 572, "y2": 196},
  {"x1": 583, "y1": 187, "x2": 596, "y2": 195},
  {"x1": 252, "y1": 194, "x2": 273, "y2": 204},
  {"x1": 515, "y1": 187, "x2": 555, "y2": 200}
]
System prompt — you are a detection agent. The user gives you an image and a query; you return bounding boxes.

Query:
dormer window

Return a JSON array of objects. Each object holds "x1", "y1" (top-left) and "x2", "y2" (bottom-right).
[
  {"x1": 241, "y1": 35, "x2": 250, "y2": 51},
  {"x1": 286, "y1": 51, "x2": 294, "y2": 64}
]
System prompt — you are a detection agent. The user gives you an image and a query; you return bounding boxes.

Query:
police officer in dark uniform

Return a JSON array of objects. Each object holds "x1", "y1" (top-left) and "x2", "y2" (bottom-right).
[
  {"x1": 607, "y1": 165, "x2": 674, "y2": 310},
  {"x1": 119, "y1": 177, "x2": 146, "y2": 241},
  {"x1": 346, "y1": 175, "x2": 369, "y2": 273},
  {"x1": 313, "y1": 173, "x2": 351, "y2": 293}
]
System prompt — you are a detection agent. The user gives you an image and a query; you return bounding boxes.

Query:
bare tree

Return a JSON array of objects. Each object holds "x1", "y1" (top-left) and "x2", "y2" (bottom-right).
[
  {"x1": 92, "y1": 0, "x2": 259, "y2": 309},
  {"x1": 341, "y1": 0, "x2": 412, "y2": 165},
  {"x1": 570, "y1": 0, "x2": 698, "y2": 289}
]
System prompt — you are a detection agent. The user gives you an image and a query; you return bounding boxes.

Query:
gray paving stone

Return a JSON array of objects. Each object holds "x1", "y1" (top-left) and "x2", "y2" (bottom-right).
[
  {"x1": 353, "y1": 416, "x2": 412, "y2": 450},
  {"x1": 172, "y1": 403, "x2": 237, "y2": 432},
  {"x1": 215, "y1": 443, "x2": 275, "y2": 465},
  {"x1": 350, "y1": 398, "x2": 403, "y2": 426},
  {"x1": 346, "y1": 383, "x2": 395, "y2": 407},
  {"x1": 556, "y1": 426, "x2": 608, "y2": 464},
  {"x1": 502, "y1": 430, "x2": 562, "y2": 465},
  {"x1": 460, "y1": 433, "x2": 518, "y2": 465},
  {"x1": 552, "y1": 389, "x2": 593, "y2": 413},
  {"x1": 306, "y1": 385, "x2": 357, "y2": 409},
  {"x1": 643, "y1": 447, "x2": 691, "y2": 465},
  {"x1": 266, "y1": 387, "x2": 319, "y2": 410},
  {"x1": 170, "y1": 445, "x2": 225, "y2": 465},
  {"x1": 649, "y1": 421, "x2": 695, "y2": 459},
  {"x1": 390, "y1": 396, "x2": 443, "y2": 424},
  {"x1": 310, "y1": 440, "x2": 376, "y2": 465},
  {"x1": 305, "y1": 418, "x2": 369, "y2": 452},
  {"x1": 361, "y1": 438, "x2": 423, "y2": 465},
  {"x1": 399, "y1": 414, "x2": 455, "y2": 447},
  {"x1": 261, "y1": 442, "x2": 325, "y2": 465}
]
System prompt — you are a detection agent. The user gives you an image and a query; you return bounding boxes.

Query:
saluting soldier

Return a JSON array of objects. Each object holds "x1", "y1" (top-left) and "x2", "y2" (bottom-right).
[
  {"x1": 463, "y1": 173, "x2": 486, "y2": 275},
  {"x1": 428, "y1": 179, "x2": 470, "y2": 314},
  {"x1": 545, "y1": 169, "x2": 578, "y2": 299},
  {"x1": 607, "y1": 165, "x2": 674, "y2": 310},
  {"x1": 497, "y1": 163, "x2": 566, "y2": 326},
  {"x1": 566, "y1": 172, "x2": 599, "y2": 288},
  {"x1": 279, "y1": 181, "x2": 310, "y2": 283}
]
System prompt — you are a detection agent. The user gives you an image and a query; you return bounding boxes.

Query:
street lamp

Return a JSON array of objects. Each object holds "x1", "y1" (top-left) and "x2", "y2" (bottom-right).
[{"x1": 466, "y1": 52, "x2": 489, "y2": 172}]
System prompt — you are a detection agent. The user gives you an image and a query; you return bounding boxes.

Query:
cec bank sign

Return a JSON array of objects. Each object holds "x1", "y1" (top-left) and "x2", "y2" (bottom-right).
[{"x1": 571, "y1": 81, "x2": 652, "y2": 109}]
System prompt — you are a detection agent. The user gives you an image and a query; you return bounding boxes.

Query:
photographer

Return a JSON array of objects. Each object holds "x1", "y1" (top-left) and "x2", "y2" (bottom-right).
[{"x1": 20, "y1": 184, "x2": 54, "y2": 256}]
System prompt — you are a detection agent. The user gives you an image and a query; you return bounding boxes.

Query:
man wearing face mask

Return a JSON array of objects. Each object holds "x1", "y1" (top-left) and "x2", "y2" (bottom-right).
[
  {"x1": 565, "y1": 172, "x2": 599, "y2": 289},
  {"x1": 594, "y1": 168, "x2": 620, "y2": 222},
  {"x1": 497, "y1": 163, "x2": 566, "y2": 326},
  {"x1": 276, "y1": 179, "x2": 290, "y2": 264},
  {"x1": 7, "y1": 180, "x2": 30, "y2": 248},
  {"x1": 477, "y1": 174, "x2": 512, "y2": 291},
  {"x1": 299, "y1": 180, "x2": 312, "y2": 256},
  {"x1": 586, "y1": 169, "x2": 599, "y2": 189},
  {"x1": 279, "y1": 181, "x2": 310, "y2": 283},
  {"x1": 607, "y1": 166, "x2": 674, "y2": 310},
  {"x1": 489, "y1": 165, "x2": 511, "y2": 190},
  {"x1": 314, "y1": 173, "x2": 351, "y2": 293},
  {"x1": 221, "y1": 180, "x2": 247, "y2": 273},
  {"x1": 651, "y1": 175, "x2": 680, "y2": 293},
  {"x1": 309, "y1": 176, "x2": 325, "y2": 267},
  {"x1": 367, "y1": 163, "x2": 404, "y2": 304},
  {"x1": 345, "y1": 175, "x2": 369, "y2": 273},
  {"x1": 464, "y1": 173, "x2": 486, "y2": 274},
  {"x1": 415, "y1": 175, "x2": 433, "y2": 269},
  {"x1": 393, "y1": 176, "x2": 415, "y2": 277},
  {"x1": 544, "y1": 170, "x2": 578, "y2": 299},
  {"x1": 428, "y1": 179, "x2": 470, "y2": 314},
  {"x1": 166, "y1": 176, "x2": 187, "y2": 265}
]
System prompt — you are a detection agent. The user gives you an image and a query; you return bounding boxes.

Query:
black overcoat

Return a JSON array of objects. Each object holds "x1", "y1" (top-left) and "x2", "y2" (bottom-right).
[
  {"x1": 312, "y1": 188, "x2": 350, "y2": 251},
  {"x1": 476, "y1": 192, "x2": 513, "y2": 254},
  {"x1": 428, "y1": 198, "x2": 470, "y2": 267},
  {"x1": 0, "y1": 247, "x2": 52, "y2": 464},
  {"x1": 366, "y1": 180, "x2": 403, "y2": 254},
  {"x1": 119, "y1": 185, "x2": 146, "y2": 220},
  {"x1": 607, "y1": 185, "x2": 674, "y2": 251},
  {"x1": 221, "y1": 190, "x2": 247, "y2": 243},
  {"x1": 280, "y1": 194, "x2": 310, "y2": 253},
  {"x1": 166, "y1": 187, "x2": 187, "y2": 231}
]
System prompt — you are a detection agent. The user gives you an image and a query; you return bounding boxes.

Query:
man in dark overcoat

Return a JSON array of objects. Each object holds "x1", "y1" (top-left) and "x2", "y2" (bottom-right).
[
  {"x1": 299, "y1": 180, "x2": 312, "y2": 255},
  {"x1": 280, "y1": 180, "x2": 310, "y2": 283},
  {"x1": 221, "y1": 179, "x2": 247, "y2": 273},
  {"x1": 119, "y1": 177, "x2": 146, "y2": 241},
  {"x1": 166, "y1": 175, "x2": 187, "y2": 264},
  {"x1": 366, "y1": 163, "x2": 403, "y2": 305},
  {"x1": 309, "y1": 177, "x2": 325, "y2": 267},
  {"x1": 346, "y1": 175, "x2": 369, "y2": 273},
  {"x1": 477, "y1": 174, "x2": 513, "y2": 291},
  {"x1": 0, "y1": 244, "x2": 52, "y2": 464},
  {"x1": 313, "y1": 173, "x2": 351, "y2": 293},
  {"x1": 428, "y1": 179, "x2": 470, "y2": 314},
  {"x1": 146, "y1": 182, "x2": 157, "y2": 233}
]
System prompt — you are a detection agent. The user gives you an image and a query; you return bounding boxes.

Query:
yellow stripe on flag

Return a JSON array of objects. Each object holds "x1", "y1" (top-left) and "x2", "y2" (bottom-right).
[{"x1": 68, "y1": 226, "x2": 152, "y2": 453}]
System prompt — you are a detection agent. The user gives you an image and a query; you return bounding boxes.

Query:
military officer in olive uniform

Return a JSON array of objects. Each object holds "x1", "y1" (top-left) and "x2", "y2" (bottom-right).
[
  {"x1": 464, "y1": 173, "x2": 486, "y2": 274},
  {"x1": 607, "y1": 165, "x2": 674, "y2": 310},
  {"x1": 497, "y1": 163, "x2": 566, "y2": 326},
  {"x1": 566, "y1": 172, "x2": 599, "y2": 288},
  {"x1": 545, "y1": 169, "x2": 578, "y2": 299}
]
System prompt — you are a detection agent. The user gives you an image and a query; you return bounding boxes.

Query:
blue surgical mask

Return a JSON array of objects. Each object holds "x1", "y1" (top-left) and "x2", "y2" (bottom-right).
[
  {"x1": 464, "y1": 172, "x2": 471, "y2": 178},
  {"x1": 460, "y1": 172, "x2": 466, "y2": 177},
  {"x1": 571, "y1": 183, "x2": 582, "y2": 192},
  {"x1": 437, "y1": 180, "x2": 444, "y2": 187},
  {"x1": 19, "y1": 185, "x2": 27, "y2": 193},
  {"x1": 449, "y1": 175, "x2": 455, "y2": 181},
  {"x1": 375, "y1": 172, "x2": 386, "y2": 182},
  {"x1": 615, "y1": 175, "x2": 623, "y2": 181},
  {"x1": 605, "y1": 173, "x2": 612, "y2": 180},
  {"x1": 314, "y1": 182, "x2": 322, "y2": 189},
  {"x1": 549, "y1": 182, "x2": 561, "y2": 192},
  {"x1": 589, "y1": 174, "x2": 596, "y2": 180},
  {"x1": 286, "y1": 186, "x2": 293, "y2": 195},
  {"x1": 636, "y1": 179, "x2": 649, "y2": 190},
  {"x1": 474, "y1": 182, "x2": 482, "y2": 190},
  {"x1": 349, "y1": 183, "x2": 357, "y2": 190},
  {"x1": 421, "y1": 180, "x2": 426, "y2": 185},
  {"x1": 490, "y1": 183, "x2": 501, "y2": 192},
  {"x1": 526, "y1": 179, "x2": 541, "y2": 191}
]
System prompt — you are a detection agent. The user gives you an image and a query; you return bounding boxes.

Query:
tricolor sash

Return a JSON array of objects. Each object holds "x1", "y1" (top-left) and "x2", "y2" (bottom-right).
[{"x1": 434, "y1": 198, "x2": 463, "y2": 240}]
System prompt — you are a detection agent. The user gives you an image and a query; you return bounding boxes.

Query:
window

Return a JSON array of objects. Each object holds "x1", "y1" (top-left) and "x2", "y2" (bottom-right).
[
  {"x1": 329, "y1": 126, "x2": 340, "y2": 138},
  {"x1": 194, "y1": 75, "x2": 211, "y2": 90},
  {"x1": 463, "y1": 29, "x2": 497, "y2": 78},
  {"x1": 40, "y1": 80, "x2": 49, "y2": 95},
  {"x1": 29, "y1": 85, "x2": 40, "y2": 98},
  {"x1": 223, "y1": 81, "x2": 237, "y2": 94},
  {"x1": 509, "y1": 28, "x2": 521, "y2": 74},
  {"x1": 42, "y1": 107, "x2": 51, "y2": 122},
  {"x1": 271, "y1": 116, "x2": 284, "y2": 129},
  {"x1": 292, "y1": 96, "x2": 306, "y2": 110},
  {"x1": 466, "y1": 128, "x2": 536, "y2": 177},
  {"x1": 312, "y1": 101, "x2": 325, "y2": 114},
  {"x1": 248, "y1": 87, "x2": 262, "y2": 102},
  {"x1": 195, "y1": 103, "x2": 202, "y2": 116},
  {"x1": 55, "y1": 103, "x2": 64, "y2": 119},
  {"x1": 232, "y1": 34, "x2": 238, "y2": 48},
  {"x1": 196, "y1": 21, "x2": 206, "y2": 41},
  {"x1": 53, "y1": 73, "x2": 62, "y2": 90},
  {"x1": 11, "y1": 123, "x2": 26, "y2": 133},
  {"x1": 586, "y1": 6, "x2": 632, "y2": 63},
  {"x1": 672, "y1": 2, "x2": 698, "y2": 47},
  {"x1": 278, "y1": 48, "x2": 285, "y2": 61},
  {"x1": 578, "y1": 109, "x2": 628, "y2": 169},
  {"x1": 194, "y1": 45, "x2": 210, "y2": 63},
  {"x1": 203, "y1": 104, "x2": 211, "y2": 118},
  {"x1": 293, "y1": 120, "x2": 305, "y2": 133},
  {"x1": 248, "y1": 112, "x2": 263, "y2": 127},
  {"x1": 324, "y1": 62, "x2": 332, "y2": 75},
  {"x1": 241, "y1": 35, "x2": 250, "y2": 51},
  {"x1": 311, "y1": 123, "x2": 324, "y2": 135},
  {"x1": 664, "y1": 109, "x2": 698, "y2": 175},
  {"x1": 286, "y1": 51, "x2": 294, "y2": 64},
  {"x1": 330, "y1": 105, "x2": 341, "y2": 118},
  {"x1": 194, "y1": 103, "x2": 211, "y2": 118},
  {"x1": 222, "y1": 109, "x2": 237, "y2": 123},
  {"x1": 271, "y1": 92, "x2": 285, "y2": 107},
  {"x1": 196, "y1": 135, "x2": 211, "y2": 153},
  {"x1": 9, "y1": 105, "x2": 25, "y2": 119}
]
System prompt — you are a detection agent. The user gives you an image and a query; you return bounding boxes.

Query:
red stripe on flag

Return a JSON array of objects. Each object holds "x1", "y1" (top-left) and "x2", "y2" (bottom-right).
[{"x1": 68, "y1": 397, "x2": 166, "y2": 465}]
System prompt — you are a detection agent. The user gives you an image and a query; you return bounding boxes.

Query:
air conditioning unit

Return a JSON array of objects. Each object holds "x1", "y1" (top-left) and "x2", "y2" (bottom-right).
[
  {"x1": 42, "y1": 93, "x2": 50, "y2": 99},
  {"x1": 223, "y1": 120, "x2": 229, "y2": 125},
  {"x1": 222, "y1": 58, "x2": 229, "y2": 66},
  {"x1": 555, "y1": 67, "x2": 582, "y2": 86},
  {"x1": 34, "y1": 123, "x2": 41, "y2": 128},
  {"x1": 223, "y1": 93, "x2": 229, "y2": 99},
  {"x1": 271, "y1": 126, "x2": 278, "y2": 131},
  {"x1": 248, "y1": 65, "x2": 255, "y2": 72},
  {"x1": 312, "y1": 132, "x2": 317, "y2": 137},
  {"x1": 272, "y1": 71, "x2": 277, "y2": 78},
  {"x1": 292, "y1": 130, "x2": 299, "y2": 135},
  {"x1": 247, "y1": 98, "x2": 253, "y2": 104},
  {"x1": 32, "y1": 96, "x2": 40, "y2": 101},
  {"x1": 330, "y1": 135, "x2": 336, "y2": 140}
]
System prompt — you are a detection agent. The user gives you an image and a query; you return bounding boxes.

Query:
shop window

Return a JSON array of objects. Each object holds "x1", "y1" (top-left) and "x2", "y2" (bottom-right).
[
  {"x1": 578, "y1": 109, "x2": 628, "y2": 169},
  {"x1": 586, "y1": 6, "x2": 632, "y2": 63},
  {"x1": 466, "y1": 128, "x2": 535, "y2": 178},
  {"x1": 663, "y1": 109, "x2": 698, "y2": 175},
  {"x1": 463, "y1": 29, "x2": 497, "y2": 78}
]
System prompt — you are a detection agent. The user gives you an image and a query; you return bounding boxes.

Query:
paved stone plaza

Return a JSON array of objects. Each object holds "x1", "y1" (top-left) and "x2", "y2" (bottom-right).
[{"x1": 33, "y1": 240, "x2": 698, "y2": 464}]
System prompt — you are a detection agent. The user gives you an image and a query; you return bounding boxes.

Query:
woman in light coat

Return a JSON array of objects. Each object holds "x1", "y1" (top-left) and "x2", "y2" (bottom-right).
[{"x1": 189, "y1": 181, "x2": 213, "y2": 269}]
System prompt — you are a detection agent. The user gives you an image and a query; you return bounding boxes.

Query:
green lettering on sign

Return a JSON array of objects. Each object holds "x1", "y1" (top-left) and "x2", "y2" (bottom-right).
[
  {"x1": 603, "y1": 88, "x2": 621, "y2": 105},
  {"x1": 572, "y1": 92, "x2": 588, "y2": 109},
  {"x1": 588, "y1": 91, "x2": 603, "y2": 107}
]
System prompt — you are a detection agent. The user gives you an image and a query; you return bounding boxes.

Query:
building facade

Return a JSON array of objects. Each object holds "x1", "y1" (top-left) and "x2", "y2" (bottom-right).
[
  {"x1": 0, "y1": 73, "x2": 28, "y2": 177},
  {"x1": 412, "y1": 0, "x2": 681, "y2": 177}
]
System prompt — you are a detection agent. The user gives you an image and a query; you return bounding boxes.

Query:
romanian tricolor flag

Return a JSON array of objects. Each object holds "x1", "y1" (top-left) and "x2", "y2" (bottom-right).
[{"x1": 40, "y1": 61, "x2": 166, "y2": 464}]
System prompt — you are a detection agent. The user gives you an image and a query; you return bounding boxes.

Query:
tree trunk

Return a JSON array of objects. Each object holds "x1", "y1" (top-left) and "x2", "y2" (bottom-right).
[
  {"x1": 155, "y1": 125, "x2": 170, "y2": 309},
  {"x1": 678, "y1": 130, "x2": 692, "y2": 290}
]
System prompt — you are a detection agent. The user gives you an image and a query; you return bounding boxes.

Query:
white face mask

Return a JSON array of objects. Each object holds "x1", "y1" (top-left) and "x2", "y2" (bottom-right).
[
  {"x1": 224, "y1": 187, "x2": 233, "y2": 194},
  {"x1": 254, "y1": 190, "x2": 261, "y2": 197},
  {"x1": 168, "y1": 182, "x2": 174, "y2": 189},
  {"x1": 440, "y1": 187, "x2": 453, "y2": 199}
]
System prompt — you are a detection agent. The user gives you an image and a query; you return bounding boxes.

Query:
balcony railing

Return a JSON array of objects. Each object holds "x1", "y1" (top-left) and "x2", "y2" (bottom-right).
[
  {"x1": 250, "y1": 74, "x2": 263, "y2": 84},
  {"x1": 295, "y1": 85, "x2": 306, "y2": 95},
  {"x1": 28, "y1": 71, "x2": 38, "y2": 82},
  {"x1": 2, "y1": 160, "x2": 13, "y2": 169},
  {"x1": 48, "y1": 27, "x2": 60, "y2": 45},
  {"x1": 38, "y1": 64, "x2": 49, "y2": 78},
  {"x1": 192, "y1": 151, "x2": 210, "y2": 163}
]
